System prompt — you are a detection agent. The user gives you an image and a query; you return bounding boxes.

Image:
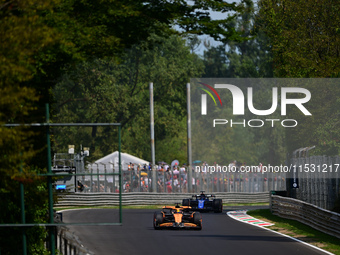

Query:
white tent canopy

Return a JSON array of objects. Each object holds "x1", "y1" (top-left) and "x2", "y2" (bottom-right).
[
  {"x1": 85, "y1": 151, "x2": 149, "y2": 182},
  {"x1": 87, "y1": 151, "x2": 149, "y2": 172}
]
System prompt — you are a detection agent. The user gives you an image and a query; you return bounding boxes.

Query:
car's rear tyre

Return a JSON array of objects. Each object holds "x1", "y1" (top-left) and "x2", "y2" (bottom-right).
[
  {"x1": 153, "y1": 212, "x2": 163, "y2": 229},
  {"x1": 193, "y1": 212, "x2": 202, "y2": 230},
  {"x1": 182, "y1": 199, "x2": 190, "y2": 206},
  {"x1": 193, "y1": 212, "x2": 201, "y2": 224},
  {"x1": 213, "y1": 199, "x2": 223, "y2": 213}
]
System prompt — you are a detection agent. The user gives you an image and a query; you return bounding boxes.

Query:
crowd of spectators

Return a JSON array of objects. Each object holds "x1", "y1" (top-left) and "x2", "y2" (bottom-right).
[{"x1": 78, "y1": 161, "x2": 286, "y2": 193}]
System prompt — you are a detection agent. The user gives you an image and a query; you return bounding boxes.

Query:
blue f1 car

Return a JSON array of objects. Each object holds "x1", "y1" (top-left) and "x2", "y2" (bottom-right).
[{"x1": 182, "y1": 191, "x2": 223, "y2": 213}]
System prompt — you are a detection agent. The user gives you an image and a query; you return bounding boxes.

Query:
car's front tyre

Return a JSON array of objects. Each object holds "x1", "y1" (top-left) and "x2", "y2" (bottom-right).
[{"x1": 153, "y1": 212, "x2": 163, "y2": 229}]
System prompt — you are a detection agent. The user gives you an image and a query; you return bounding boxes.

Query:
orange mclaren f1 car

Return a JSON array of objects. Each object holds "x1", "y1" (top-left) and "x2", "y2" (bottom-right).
[{"x1": 153, "y1": 204, "x2": 202, "y2": 230}]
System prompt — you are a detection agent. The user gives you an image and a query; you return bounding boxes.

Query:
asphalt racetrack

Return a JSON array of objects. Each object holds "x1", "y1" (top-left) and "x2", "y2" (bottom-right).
[{"x1": 61, "y1": 207, "x2": 331, "y2": 255}]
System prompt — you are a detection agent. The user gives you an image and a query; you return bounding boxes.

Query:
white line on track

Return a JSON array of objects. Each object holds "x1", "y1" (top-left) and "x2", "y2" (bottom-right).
[{"x1": 227, "y1": 210, "x2": 335, "y2": 255}]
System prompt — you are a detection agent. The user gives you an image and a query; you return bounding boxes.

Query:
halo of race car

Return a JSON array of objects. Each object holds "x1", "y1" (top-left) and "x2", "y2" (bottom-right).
[
  {"x1": 182, "y1": 191, "x2": 223, "y2": 213},
  {"x1": 153, "y1": 203, "x2": 202, "y2": 230}
]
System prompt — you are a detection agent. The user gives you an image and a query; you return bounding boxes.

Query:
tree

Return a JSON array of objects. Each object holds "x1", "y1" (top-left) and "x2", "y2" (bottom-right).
[
  {"x1": 257, "y1": 0, "x2": 340, "y2": 155},
  {"x1": 0, "y1": 0, "x2": 253, "y2": 251},
  {"x1": 16, "y1": 0, "x2": 253, "y2": 167},
  {"x1": 52, "y1": 34, "x2": 204, "y2": 162},
  {"x1": 283, "y1": 81, "x2": 340, "y2": 156},
  {"x1": 0, "y1": 1, "x2": 58, "y2": 253},
  {"x1": 1, "y1": 0, "x2": 253, "y2": 167},
  {"x1": 30, "y1": 0, "x2": 249, "y2": 88},
  {"x1": 203, "y1": 1, "x2": 273, "y2": 78},
  {"x1": 198, "y1": 2, "x2": 284, "y2": 166},
  {"x1": 257, "y1": 0, "x2": 340, "y2": 78},
  {"x1": 202, "y1": 45, "x2": 229, "y2": 77},
  {"x1": 190, "y1": 79, "x2": 286, "y2": 166}
]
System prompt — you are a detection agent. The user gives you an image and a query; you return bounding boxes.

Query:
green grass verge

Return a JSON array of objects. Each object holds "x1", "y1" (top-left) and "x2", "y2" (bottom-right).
[{"x1": 247, "y1": 209, "x2": 340, "y2": 255}]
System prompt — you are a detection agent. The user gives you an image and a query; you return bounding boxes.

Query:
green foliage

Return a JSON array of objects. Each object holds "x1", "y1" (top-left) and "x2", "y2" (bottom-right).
[
  {"x1": 257, "y1": 0, "x2": 340, "y2": 155},
  {"x1": 28, "y1": 0, "x2": 249, "y2": 85},
  {"x1": 248, "y1": 209, "x2": 340, "y2": 255},
  {"x1": 0, "y1": 167, "x2": 50, "y2": 254},
  {"x1": 175, "y1": 0, "x2": 248, "y2": 43},
  {"x1": 202, "y1": 45, "x2": 229, "y2": 77},
  {"x1": 0, "y1": 0, "x2": 251, "y2": 252},
  {"x1": 203, "y1": 1, "x2": 273, "y2": 78},
  {"x1": 0, "y1": 0, "x2": 58, "y2": 85},
  {"x1": 52, "y1": 34, "x2": 204, "y2": 162},
  {"x1": 257, "y1": 0, "x2": 340, "y2": 78},
  {"x1": 191, "y1": 80, "x2": 286, "y2": 166},
  {"x1": 197, "y1": 3, "x2": 284, "y2": 166},
  {"x1": 0, "y1": 1, "x2": 55, "y2": 252},
  {"x1": 315, "y1": 116, "x2": 340, "y2": 156},
  {"x1": 47, "y1": 0, "x2": 247, "y2": 56},
  {"x1": 244, "y1": 82, "x2": 286, "y2": 165},
  {"x1": 284, "y1": 81, "x2": 340, "y2": 155}
]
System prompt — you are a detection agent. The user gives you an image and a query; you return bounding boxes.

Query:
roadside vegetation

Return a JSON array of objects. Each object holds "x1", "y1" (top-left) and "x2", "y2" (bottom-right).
[
  {"x1": 248, "y1": 209, "x2": 340, "y2": 255},
  {"x1": 2, "y1": 0, "x2": 340, "y2": 253}
]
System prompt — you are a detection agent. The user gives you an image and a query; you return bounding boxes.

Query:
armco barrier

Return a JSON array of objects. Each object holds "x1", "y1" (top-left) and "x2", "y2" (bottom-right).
[
  {"x1": 271, "y1": 195, "x2": 340, "y2": 239},
  {"x1": 55, "y1": 192, "x2": 269, "y2": 207},
  {"x1": 56, "y1": 226, "x2": 94, "y2": 255}
]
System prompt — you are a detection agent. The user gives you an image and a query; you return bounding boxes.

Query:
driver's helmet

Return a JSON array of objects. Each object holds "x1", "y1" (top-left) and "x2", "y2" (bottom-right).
[{"x1": 173, "y1": 208, "x2": 181, "y2": 213}]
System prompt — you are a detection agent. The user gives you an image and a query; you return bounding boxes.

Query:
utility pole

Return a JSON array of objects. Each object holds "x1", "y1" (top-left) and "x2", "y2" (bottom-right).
[
  {"x1": 150, "y1": 82, "x2": 157, "y2": 192},
  {"x1": 187, "y1": 83, "x2": 192, "y2": 193}
]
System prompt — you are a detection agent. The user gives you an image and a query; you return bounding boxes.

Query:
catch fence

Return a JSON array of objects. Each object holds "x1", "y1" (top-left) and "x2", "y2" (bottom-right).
[{"x1": 288, "y1": 155, "x2": 340, "y2": 211}]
